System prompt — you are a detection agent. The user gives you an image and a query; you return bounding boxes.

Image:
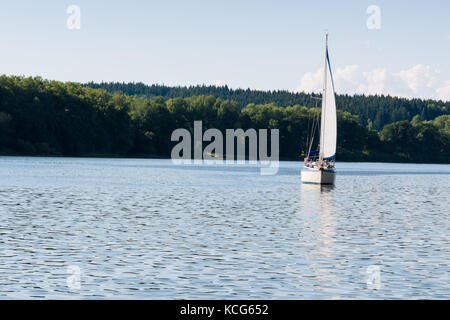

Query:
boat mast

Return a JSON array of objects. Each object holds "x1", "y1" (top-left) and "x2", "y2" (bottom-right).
[{"x1": 319, "y1": 33, "x2": 328, "y2": 163}]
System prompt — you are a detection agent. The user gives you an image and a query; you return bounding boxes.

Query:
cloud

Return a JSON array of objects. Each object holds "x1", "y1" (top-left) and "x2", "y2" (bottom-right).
[
  {"x1": 296, "y1": 64, "x2": 449, "y2": 101},
  {"x1": 335, "y1": 65, "x2": 366, "y2": 94},
  {"x1": 394, "y1": 64, "x2": 438, "y2": 97},
  {"x1": 363, "y1": 68, "x2": 389, "y2": 95},
  {"x1": 214, "y1": 80, "x2": 227, "y2": 87},
  {"x1": 437, "y1": 81, "x2": 450, "y2": 101},
  {"x1": 295, "y1": 68, "x2": 323, "y2": 93}
]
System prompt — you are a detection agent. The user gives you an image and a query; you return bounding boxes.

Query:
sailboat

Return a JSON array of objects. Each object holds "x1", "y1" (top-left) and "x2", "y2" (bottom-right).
[{"x1": 301, "y1": 34, "x2": 337, "y2": 185}]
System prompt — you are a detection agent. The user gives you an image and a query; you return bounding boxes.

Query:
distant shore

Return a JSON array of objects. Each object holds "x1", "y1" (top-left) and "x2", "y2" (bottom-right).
[
  {"x1": 1, "y1": 76, "x2": 449, "y2": 165},
  {"x1": 1, "y1": 153, "x2": 449, "y2": 165}
]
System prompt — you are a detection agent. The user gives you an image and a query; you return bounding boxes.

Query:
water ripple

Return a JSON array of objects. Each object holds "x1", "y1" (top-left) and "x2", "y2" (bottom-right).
[{"x1": 0, "y1": 157, "x2": 448, "y2": 299}]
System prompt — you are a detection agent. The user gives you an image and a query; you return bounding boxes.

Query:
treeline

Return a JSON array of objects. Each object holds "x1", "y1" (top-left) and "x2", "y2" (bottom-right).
[
  {"x1": 84, "y1": 82, "x2": 450, "y2": 131},
  {"x1": 1, "y1": 76, "x2": 449, "y2": 163}
]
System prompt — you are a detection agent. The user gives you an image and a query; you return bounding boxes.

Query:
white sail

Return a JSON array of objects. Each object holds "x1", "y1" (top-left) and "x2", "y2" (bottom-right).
[
  {"x1": 301, "y1": 34, "x2": 337, "y2": 185},
  {"x1": 319, "y1": 44, "x2": 337, "y2": 160}
]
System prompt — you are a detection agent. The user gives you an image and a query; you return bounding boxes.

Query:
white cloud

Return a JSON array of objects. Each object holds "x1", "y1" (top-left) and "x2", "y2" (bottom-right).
[
  {"x1": 296, "y1": 68, "x2": 323, "y2": 93},
  {"x1": 214, "y1": 80, "x2": 227, "y2": 87},
  {"x1": 394, "y1": 64, "x2": 438, "y2": 97},
  {"x1": 296, "y1": 64, "x2": 449, "y2": 101},
  {"x1": 334, "y1": 65, "x2": 366, "y2": 94},
  {"x1": 363, "y1": 68, "x2": 388, "y2": 95},
  {"x1": 437, "y1": 81, "x2": 450, "y2": 101}
]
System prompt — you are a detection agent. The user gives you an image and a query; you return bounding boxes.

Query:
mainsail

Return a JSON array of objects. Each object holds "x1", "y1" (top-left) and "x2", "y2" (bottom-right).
[{"x1": 319, "y1": 36, "x2": 337, "y2": 160}]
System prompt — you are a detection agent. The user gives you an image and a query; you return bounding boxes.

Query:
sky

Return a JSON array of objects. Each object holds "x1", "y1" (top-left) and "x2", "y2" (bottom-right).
[{"x1": 0, "y1": 0, "x2": 449, "y2": 100}]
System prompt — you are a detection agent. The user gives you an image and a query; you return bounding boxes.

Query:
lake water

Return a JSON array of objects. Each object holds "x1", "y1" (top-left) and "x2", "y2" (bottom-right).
[{"x1": 0, "y1": 157, "x2": 448, "y2": 299}]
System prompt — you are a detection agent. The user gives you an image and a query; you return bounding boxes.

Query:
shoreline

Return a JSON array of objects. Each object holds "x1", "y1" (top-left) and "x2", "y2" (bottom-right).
[{"x1": 0, "y1": 153, "x2": 449, "y2": 165}]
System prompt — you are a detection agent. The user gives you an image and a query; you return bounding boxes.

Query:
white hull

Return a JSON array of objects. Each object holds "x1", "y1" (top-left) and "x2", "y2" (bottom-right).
[{"x1": 301, "y1": 167, "x2": 336, "y2": 185}]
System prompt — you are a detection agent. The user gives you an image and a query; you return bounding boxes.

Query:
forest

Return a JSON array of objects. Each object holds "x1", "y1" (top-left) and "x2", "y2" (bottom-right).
[
  {"x1": 85, "y1": 81, "x2": 450, "y2": 131},
  {"x1": 1, "y1": 75, "x2": 449, "y2": 163}
]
